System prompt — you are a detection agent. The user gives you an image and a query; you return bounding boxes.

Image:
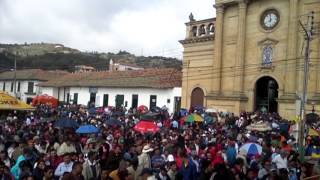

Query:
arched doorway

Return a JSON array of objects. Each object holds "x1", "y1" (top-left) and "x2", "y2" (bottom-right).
[
  {"x1": 255, "y1": 76, "x2": 279, "y2": 112},
  {"x1": 191, "y1": 87, "x2": 204, "y2": 107}
]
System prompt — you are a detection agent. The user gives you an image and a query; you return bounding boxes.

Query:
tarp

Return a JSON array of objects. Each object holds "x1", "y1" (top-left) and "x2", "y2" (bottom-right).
[{"x1": 0, "y1": 91, "x2": 34, "y2": 110}]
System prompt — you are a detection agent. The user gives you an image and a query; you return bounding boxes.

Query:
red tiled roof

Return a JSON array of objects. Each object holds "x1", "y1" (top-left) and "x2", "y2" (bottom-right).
[
  {"x1": 0, "y1": 69, "x2": 69, "y2": 81},
  {"x1": 38, "y1": 68, "x2": 181, "y2": 89}
]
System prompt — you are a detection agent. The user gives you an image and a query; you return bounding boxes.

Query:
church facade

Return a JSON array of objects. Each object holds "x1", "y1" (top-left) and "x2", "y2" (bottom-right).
[{"x1": 180, "y1": 0, "x2": 320, "y2": 119}]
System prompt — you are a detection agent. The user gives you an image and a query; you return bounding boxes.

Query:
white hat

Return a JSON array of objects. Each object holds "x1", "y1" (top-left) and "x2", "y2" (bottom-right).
[
  {"x1": 106, "y1": 135, "x2": 113, "y2": 141},
  {"x1": 142, "y1": 144, "x2": 154, "y2": 153},
  {"x1": 167, "y1": 154, "x2": 175, "y2": 162}
]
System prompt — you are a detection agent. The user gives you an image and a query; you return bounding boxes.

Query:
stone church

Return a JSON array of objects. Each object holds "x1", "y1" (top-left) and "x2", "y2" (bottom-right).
[{"x1": 180, "y1": 0, "x2": 320, "y2": 119}]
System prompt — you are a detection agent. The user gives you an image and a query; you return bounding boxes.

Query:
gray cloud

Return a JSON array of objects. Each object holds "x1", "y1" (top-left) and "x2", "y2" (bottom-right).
[{"x1": 0, "y1": 0, "x2": 215, "y2": 58}]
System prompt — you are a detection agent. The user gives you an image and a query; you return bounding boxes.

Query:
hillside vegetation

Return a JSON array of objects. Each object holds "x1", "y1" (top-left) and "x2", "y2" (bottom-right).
[{"x1": 0, "y1": 43, "x2": 182, "y2": 72}]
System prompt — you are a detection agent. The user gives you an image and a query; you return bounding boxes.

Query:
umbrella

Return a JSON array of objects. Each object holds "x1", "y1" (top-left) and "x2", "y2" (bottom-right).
[
  {"x1": 88, "y1": 107, "x2": 96, "y2": 114},
  {"x1": 54, "y1": 119, "x2": 79, "y2": 129},
  {"x1": 206, "y1": 108, "x2": 217, "y2": 113},
  {"x1": 179, "y1": 108, "x2": 188, "y2": 116},
  {"x1": 239, "y1": 143, "x2": 262, "y2": 156},
  {"x1": 150, "y1": 106, "x2": 162, "y2": 113},
  {"x1": 134, "y1": 120, "x2": 160, "y2": 134},
  {"x1": 111, "y1": 111, "x2": 124, "y2": 117},
  {"x1": 105, "y1": 118, "x2": 124, "y2": 126},
  {"x1": 185, "y1": 114, "x2": 203, "y2": 123},
  {"x1": 246, "y1": 122, "x2": 271, "y2": 131},
  {"x1": 32, "y1": 94, "x2": 58, "y2": 108},
  {"x1": 193, "y1": 105, "x2": 204, "y2": 112},
  {"x1": 76, "y1": 125, "x2": 99, "y2": 134},
  {"x1": 204, "y1": 114, "x2": 214, "y2": 124},
  {"x1": 140, "y1": 112, "x2": 159, "y2": 120},
  {"x1": 138, "y1": 105, "x2": 148, "y2": 113}
]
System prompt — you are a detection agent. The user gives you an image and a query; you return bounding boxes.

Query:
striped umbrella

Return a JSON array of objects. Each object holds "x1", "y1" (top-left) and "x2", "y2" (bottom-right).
[{"x1": 239, "y1": 143, "x2": 262, "y2": 156}]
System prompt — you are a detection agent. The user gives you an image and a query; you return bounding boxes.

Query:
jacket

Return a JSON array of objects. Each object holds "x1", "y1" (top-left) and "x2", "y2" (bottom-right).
[
  {"x1": 10, "y1": 155, "x2": 26, "y2": 180},
  {"x1": 179, "y1": 158, "x2": 197, "y2": 180},
  {"x1": 82, "y1": 160, "x2": 101, "y2": 180}
]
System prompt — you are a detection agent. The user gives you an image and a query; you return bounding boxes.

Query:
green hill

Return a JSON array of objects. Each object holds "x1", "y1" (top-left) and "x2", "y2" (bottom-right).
[{"x1": 0, "y1": 44, "x2": 182, "y2": 72}]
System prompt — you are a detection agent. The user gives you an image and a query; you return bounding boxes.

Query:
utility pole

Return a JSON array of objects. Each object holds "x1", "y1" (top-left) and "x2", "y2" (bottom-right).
[
  {"x1": 298, "y1": 11, "x2": 314, "y2": 150},
  {"x1": 13, "y1": 52, "x2": 17, "y2": 98}
]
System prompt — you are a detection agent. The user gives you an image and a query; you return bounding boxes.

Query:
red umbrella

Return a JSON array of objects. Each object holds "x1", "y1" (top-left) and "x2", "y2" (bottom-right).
[
  {"x1": 134, "y1": 120, "x2": 160, "y2": 134},
  {"x1": 138, "y1": 105, "x2": 148, "y2": 113},
  {"x1": 32, "y1": 94, "x2": 58, "y2": 108}
]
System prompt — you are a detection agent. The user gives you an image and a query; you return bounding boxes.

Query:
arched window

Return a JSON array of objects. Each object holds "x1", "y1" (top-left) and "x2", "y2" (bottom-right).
[
  {"x1": 191, "y1": 26, "x2": 197, "y2": 37},
  {"x1": 208, "y1": 23, "x2": 214, "y2": 35},
  {"x1": 199, "y1": 25, "x2": 206, "y2": 36},
  {"x1": 262, "y1": 46, "x2": 273, "y2": 65}
]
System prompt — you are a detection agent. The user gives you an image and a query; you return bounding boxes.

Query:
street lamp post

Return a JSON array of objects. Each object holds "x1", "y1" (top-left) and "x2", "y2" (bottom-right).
[{"x1": 312, "y1": 102, "x2": 315, "y2": 113}]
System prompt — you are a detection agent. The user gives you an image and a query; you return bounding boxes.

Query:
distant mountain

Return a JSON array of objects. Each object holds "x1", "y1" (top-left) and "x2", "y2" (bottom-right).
[{"x1": 0, "y1": 43, "x2": 182, "y2": 72}]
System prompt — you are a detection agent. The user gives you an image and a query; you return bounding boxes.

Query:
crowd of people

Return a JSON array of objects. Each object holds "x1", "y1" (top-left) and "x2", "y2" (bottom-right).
[{"x1": 0, "y1": 103, "x2": 319, "y2": 180}]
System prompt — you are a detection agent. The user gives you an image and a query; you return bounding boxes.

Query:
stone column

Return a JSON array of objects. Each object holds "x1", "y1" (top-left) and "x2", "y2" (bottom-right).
[
  {"x1": 212, "y1": 4, "x2": 224, "y2": 94},
  {"x1": 285, "y1": 0, "x2": 298, "y2": 98},
  {"x1": 234, "y1": 1, "x2": 247, "y2": 95}
]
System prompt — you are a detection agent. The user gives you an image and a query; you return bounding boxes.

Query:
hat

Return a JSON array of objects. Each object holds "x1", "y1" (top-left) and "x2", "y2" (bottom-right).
[
  {"x1": 86, "y1": 138, "x2": 96, "y2": 144},
  {"x1": 142, "y1": 145, "x2": 154, "y2": 153},
  {"x1": 106, "y1": 135, "x2": 113, "y2": 141},
  {"x1": 162, "y1": 139, "x2": 168, "y2": 143},
  {"x1": 167, "y1": 154, "x2": 175, "y2": 162},
  {"x1": 139, "y1": 168, "x2": 153, "y2": 176},
  {"x1": 33, "y1": 136, "x2": 40, "y2": 141}
]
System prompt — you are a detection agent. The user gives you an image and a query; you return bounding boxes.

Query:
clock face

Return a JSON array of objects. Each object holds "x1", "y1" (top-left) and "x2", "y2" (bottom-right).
[{"x1": 261, "y1": 9, "x2": 280, "y2": 30}]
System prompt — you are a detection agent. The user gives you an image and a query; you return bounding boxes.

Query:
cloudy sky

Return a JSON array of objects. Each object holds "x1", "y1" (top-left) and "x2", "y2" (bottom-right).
[{"x1": 0, "y1": 0, "x2": 215, "y2": 58}]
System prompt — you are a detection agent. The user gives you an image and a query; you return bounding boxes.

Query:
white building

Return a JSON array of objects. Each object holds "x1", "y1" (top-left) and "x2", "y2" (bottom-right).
[
  {"x1": 39, "y1": 68, "x2": 182, "y2": 113},
  {"x1": 109, "y1": 59, "x2": 144, "y2": 71},
  {"x1": 0, "y1": 69, "x2": 68, "y2": 103}
]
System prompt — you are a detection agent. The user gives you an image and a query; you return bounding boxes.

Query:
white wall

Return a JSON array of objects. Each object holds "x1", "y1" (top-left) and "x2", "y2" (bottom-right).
[
  {"x1": 0, "y1": 80, "x2": 41, "y2": 102},
  {"x1": 65, "y1": 87, "x2": 181, "y2": 113}
]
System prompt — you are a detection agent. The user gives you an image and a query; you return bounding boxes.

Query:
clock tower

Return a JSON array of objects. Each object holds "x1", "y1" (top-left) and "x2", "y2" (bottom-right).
[{"x1": 180, "y1": 0, "x2": 320, "y2": 119}]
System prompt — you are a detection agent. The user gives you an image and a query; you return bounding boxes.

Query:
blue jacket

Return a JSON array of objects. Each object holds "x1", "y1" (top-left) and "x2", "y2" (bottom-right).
[
  {"x1": 226, "y1": 146, "x2": 237, "y2": 166},
  {"x1": 179, "y1": 158, "x2": 197, "y2": 180}
]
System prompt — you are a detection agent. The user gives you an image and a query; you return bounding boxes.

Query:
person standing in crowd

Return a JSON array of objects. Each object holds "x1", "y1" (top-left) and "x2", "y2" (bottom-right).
[
  {"x1": 139, "y1": 168, "x2": 155, "y2": 180},
  {"x1": 32, "y1": 159, "x2": 46, "y2": 180},
  {"x1": 62, "y1": 162, "x2": 84, "y2": 180},
  {"x1": 57, "y1": 139, "x2": 77, "y2": 157},
  {"x1": 272, "y1": 150, "x2": 288, "y2": 170},
  {"x1": 54, "y1": 153, "x2": 74, "y2": 178},
  {"x1": 10, "y1": 148, "x2": 33, "y2": 180},
  {"x1": 137, "y1": 145, "x2": 153, "y2": 177},
  {"x1": 82, "y1": 151, "x2": 101, "y2": 180},
  {"x1": 178, "y1": 151, "x2": 197, "y2": 180}
]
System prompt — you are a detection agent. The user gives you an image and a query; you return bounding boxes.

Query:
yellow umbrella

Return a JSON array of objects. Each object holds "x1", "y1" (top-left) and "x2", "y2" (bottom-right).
[{"x1": 0, "y1": 91, "x2": 35, "y2": 110}]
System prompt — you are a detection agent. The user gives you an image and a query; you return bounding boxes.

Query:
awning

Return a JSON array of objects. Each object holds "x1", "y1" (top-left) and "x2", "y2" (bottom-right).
[{"x1": 0, "y1": 91, "x2": 35, "y2": 110}]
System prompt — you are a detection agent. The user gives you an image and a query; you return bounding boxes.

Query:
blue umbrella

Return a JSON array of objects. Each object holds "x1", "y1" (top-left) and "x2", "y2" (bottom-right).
[
  {"x1": 239, "y1": 143, "x2": 262, "y2": 156},
  {"x1": 54, "y1": 119, "x2": 79, "y2": 129},
  {"x1": 88, "y1": 107, "x2": 96, "y2": 114},
  {"x1": 204, "y1": 114, "x2": 214, "y2": 124},
  {"x1": 76, "y1": 125, "x2": 99, "y2": 134},
  {"x1": 180, "y1": 108, "x2": 188, "y2": 116},
  {"x1": 105, "y1": 118, "x2": 124, "y2": 126}
]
